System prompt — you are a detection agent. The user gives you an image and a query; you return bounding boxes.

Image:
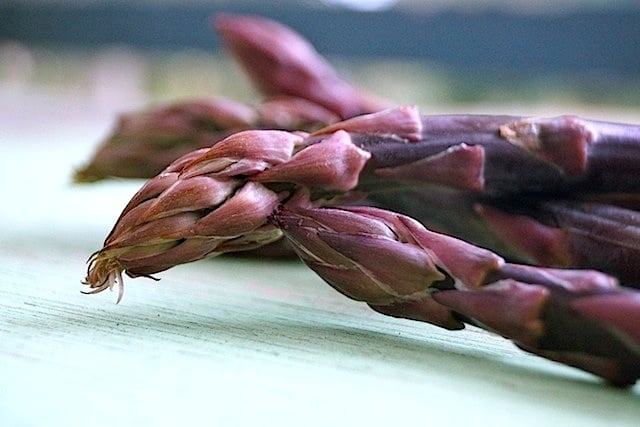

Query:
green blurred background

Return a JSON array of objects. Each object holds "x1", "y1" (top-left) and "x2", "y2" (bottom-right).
[{"x1": 2, "y1": 0, "x2": 639, "y2": 114}]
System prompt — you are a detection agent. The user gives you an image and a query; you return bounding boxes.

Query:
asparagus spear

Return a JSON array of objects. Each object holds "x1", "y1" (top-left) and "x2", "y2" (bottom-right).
[
  {"x1": 474, "y1": 200, "x2": 640, "y2": 286},
  {"x1": 353, "y1": 111, "x2": 640, "y2": 284},
  {"x1": 75, "y1": 13, "x2": 640, "y2": 280},
  {"x1": 353, "y1": 113, "x2": 640, "y2": 198},
  {"x1": 84, "y1": 106, "x2": 640, "y2": 289},
  {"x1": 82, "y1": 108, "x2": 640, "y2": 385},
  {"x1": 271, "y1": 203, "x2": 640, "y2": 387},
  {"x1": 74, "y1": 96, "x2": 340, "y2": 182},
  {"x1": 76, "y1": 13, "x2": 383, "y2": 182},
  {"x1": 214, "y1": 13, "x2": 387, "y2": 119},
  {"x1": 368, "y1": 190, "x2": 640, "y2": 287},
  {"x1": 74, "y1": 97, "x2": 257, "y2": 182}
]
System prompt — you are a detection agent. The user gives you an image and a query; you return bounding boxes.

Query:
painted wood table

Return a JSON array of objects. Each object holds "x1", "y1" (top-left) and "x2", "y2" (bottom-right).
[{"x1": 1, "y1": 96, "x2": 639, "y2": 427}]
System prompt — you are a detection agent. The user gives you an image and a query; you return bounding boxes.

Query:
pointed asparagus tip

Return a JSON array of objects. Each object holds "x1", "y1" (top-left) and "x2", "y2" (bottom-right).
[{"x1": 82, "y1": 251, "x2": 126, "y2": 303}]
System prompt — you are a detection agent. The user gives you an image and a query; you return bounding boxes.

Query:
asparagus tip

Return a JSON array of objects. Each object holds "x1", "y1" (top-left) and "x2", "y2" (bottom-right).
[
  {"x1": 72, "y1": 165, "x2": 103, "y2": 184},
  {"x1": 82, "y1": 251, "x2": 125, "y2": 303}
]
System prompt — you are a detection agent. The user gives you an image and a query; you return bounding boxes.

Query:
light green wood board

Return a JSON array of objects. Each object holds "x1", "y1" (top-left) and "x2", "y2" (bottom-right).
[{"x1": 1, "y1": 99, "x2": 638, "y2": 427}]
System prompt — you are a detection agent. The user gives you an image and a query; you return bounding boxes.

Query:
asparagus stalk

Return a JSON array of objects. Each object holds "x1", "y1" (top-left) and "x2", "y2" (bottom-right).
[
  {"x1": 271, "y1": 203, "x2": 640, "y2": 387},
  {"x1": 354, "y1": 113, "x2": 640, "y2": 199},
  {"x1": 475, "y1": 200, "x2": 640, "y2": 286},
  {"x1": 353, "y1": 111, "x2": 640, "y2": 284},
  {"x1": 82, "y1": 107, "x2": 640, "y2": 385},
  {"x1": 368, "y1": 190, "x2": 640, "y2": 287},
  {"x1": 84, "y1": 106, "x2": 640, "y2": 290},
  {"x1": 76, "y1": 13, "x2": 640, "y2": 279}
]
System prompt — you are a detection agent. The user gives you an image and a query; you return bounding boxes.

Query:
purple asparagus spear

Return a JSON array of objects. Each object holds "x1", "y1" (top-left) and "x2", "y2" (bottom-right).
[
  {"x1": 81, "y1": 108, "x2": 640, "y2": 386},
  {"x1": 214, "y1": 13, "x2": 387, "y2": 120},
  {"x1": 271, "y1": 203, "x2": 640, "y2": 387}
]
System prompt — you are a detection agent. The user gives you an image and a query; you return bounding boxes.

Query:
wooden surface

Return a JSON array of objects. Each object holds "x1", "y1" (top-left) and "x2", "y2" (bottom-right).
[{"x1": 1, "y1": 96, "x2": 639, "y2": 427}]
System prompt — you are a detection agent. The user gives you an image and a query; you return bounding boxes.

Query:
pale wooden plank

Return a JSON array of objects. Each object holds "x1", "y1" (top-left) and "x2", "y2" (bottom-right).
[{"x1": 1, "y1": 101, "x2": 639, "y2": 427}]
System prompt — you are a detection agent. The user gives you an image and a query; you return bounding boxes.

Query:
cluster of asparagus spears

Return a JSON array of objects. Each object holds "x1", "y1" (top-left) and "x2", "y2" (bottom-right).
[{"x1": 79, "y1": 14, "x2": 640, "y2": 387}]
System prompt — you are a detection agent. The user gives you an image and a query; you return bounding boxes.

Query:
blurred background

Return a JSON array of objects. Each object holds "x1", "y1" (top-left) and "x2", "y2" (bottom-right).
[{"x1": 2, "y1": 0, "x2": 640, "y2": 120}]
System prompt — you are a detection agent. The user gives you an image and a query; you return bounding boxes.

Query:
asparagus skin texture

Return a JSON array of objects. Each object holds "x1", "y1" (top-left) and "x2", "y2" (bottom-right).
[
  {"x1": 475, "y1": 200, "x2": 640, "y2": 286},
  {"x1": 83, "y1": 107, "x2": 640, "y2": 386},
  {"x1": 271, "y1": 204, "x2": 640, "y2": 387},
  {"x1": 83, "y1": 106, "x2": 640, "y2": 288},
  {"x1": 354, "y1": 113, "x2": 640, "y2": 198},
  {"x1": 353, "y1": 112, "x2": 640, "y2": 284},
  {"x1": 368, "y1": 189, "x2": 640, "y2": 286}
]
